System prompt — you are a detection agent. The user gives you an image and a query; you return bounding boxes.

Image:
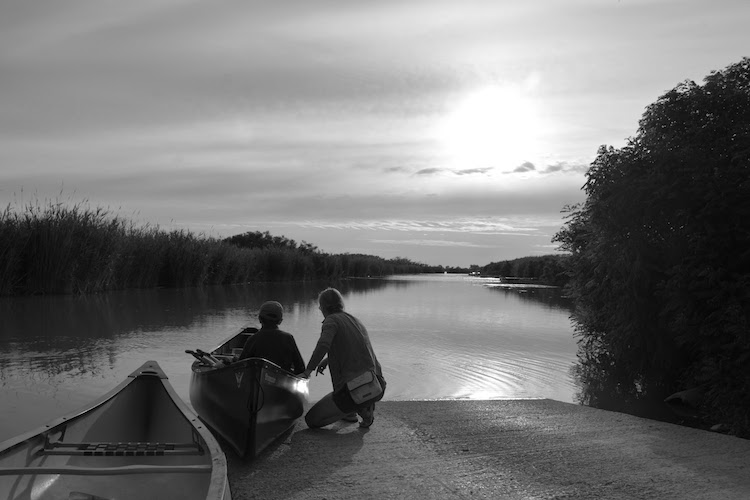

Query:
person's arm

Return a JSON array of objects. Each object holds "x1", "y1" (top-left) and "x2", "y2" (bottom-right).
[
  {"x1": 303, "y1": 321, "x2": 336, "y2": 377},
  {"x1": 288, "y1": 337, "x2": 306, "y2": 375}
]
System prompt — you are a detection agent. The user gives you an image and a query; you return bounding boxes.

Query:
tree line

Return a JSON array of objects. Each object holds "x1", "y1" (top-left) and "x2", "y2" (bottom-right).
[
  {"x1": 554, "y1": 58, "x2": 749, "y2": 437},
  {"x1": 480, "y1": 254, "x2": 569, "y2": 286},
  {"x1": 0, "y1": 203, "x2": 435, "y2": 296}
]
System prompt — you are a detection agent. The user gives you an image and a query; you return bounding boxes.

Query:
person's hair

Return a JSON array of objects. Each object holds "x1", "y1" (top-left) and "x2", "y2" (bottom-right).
[
  {"x1": 318, "y1": 288, "x2": 345, "y2": 315},
  {"x1": 259, "y1": 316, "x2": 280, "y2": 327}
]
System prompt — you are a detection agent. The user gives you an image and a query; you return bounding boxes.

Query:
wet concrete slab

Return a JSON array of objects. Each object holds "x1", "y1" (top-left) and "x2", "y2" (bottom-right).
[{"x1": 226, "y1": 399, "x2": 750, "y2": 499}]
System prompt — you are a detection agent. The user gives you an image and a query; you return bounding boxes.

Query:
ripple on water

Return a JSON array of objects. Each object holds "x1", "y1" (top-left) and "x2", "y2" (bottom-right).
[{"x1": 380, "y1": 334, "x2": 576, "y2": 403}]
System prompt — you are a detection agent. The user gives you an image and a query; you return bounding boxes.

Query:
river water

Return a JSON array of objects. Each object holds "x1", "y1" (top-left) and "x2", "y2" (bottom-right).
[{"x1": 0, "y1": 274, "x2": 578, "y2": 442}]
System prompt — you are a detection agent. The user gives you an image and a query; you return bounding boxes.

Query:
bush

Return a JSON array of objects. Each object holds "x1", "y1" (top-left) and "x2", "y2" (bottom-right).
[{"x1": 554, "y1": 58, "x2": 750, "y2": 437}]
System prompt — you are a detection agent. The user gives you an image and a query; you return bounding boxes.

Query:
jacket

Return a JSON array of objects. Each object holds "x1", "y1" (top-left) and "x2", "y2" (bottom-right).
[
  {"x1": 306, "y1": 311, "x2": 383, "y2": 392},
  {"x1": 239, "y1": 325, "x2": 305, "y2": 375}
]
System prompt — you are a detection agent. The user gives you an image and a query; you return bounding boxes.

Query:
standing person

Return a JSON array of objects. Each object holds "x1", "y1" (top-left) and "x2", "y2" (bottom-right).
[
  {"x1": 238, "y1": 301, "x2": 305, "y2": 375},
  {"x1": 303, "y1": 288, "x2": 386, "y2": 428}
]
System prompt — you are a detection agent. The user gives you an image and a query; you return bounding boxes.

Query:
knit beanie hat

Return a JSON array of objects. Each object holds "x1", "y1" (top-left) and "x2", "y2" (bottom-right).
[{"x1": 258, "y1": 301, "x2": 283, "y2": 323}]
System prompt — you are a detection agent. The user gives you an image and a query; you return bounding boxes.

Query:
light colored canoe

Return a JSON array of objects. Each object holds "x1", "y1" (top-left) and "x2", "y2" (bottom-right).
[
  {"x1": 189, "y1": 328, "x2": 308, "y2": 459},
  {"x1": 0, "y1": 361, "x2": 231, "y2": 500}
]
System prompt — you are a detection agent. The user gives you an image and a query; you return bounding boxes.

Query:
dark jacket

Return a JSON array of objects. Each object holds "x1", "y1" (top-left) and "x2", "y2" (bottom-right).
[{"x1": 239, "y1": 325, "x2": 305, "y2": 375}]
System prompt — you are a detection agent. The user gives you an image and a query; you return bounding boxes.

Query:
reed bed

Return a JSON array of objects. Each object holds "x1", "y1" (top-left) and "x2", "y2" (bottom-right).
[{"x1": 0, "y1": 201, "x2": 430, "y2": 296}]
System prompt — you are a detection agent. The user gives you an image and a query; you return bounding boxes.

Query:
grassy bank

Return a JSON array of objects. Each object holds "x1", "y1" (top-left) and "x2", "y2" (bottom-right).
[{"x1": 0, "y1": 201, "x2": 431, "y2": 296}]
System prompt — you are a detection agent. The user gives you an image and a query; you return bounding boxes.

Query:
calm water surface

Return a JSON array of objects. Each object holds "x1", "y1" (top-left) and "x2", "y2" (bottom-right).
[{"x1": 0, "y1": 274, "x2": 578, "y2": 442}]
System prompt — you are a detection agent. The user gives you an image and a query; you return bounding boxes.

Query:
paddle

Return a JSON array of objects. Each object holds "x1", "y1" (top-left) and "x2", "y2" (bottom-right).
[
  {"x1": 185, "y1": 349, "x2": 203, "y2": 361},
  {"x1": 195, "y1": 349, "x2": 222, "y2": 365},
  {"x1": 185, "y1": 350, "x2": 216, "y2": 366}
]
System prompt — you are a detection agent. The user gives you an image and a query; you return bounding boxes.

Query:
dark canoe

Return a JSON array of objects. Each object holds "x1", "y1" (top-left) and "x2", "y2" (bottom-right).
[
  {"x1": 0, "y1": 361, "x2": 231, "y2": 500},
  {"x1": 188, "y1": 329, "x2": 308, "y2": 459}
]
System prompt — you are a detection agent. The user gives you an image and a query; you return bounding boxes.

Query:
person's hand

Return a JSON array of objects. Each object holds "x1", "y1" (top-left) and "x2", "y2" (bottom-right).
[{"x1": 316, "y1": 359, "x2": 328, "y2": 375}]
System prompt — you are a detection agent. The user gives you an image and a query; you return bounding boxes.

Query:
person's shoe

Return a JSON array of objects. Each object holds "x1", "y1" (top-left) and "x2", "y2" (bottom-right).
[
  {"x1": 358, "y1": 404, "x2": 375, "y2": 428},
  {"x1": 341, "y1": 413, "x2": 359, "y2": 423}
]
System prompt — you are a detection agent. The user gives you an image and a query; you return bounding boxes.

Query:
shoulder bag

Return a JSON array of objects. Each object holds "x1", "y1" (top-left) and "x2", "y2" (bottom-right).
[{"x1": 346, "y1": 370, "x2": 384, "y2": 405}]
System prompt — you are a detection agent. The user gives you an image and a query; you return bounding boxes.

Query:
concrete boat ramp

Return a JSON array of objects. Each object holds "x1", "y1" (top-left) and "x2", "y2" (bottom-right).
[{"x1": 226, "y1": 399, "x2": 750, "y2": 499}]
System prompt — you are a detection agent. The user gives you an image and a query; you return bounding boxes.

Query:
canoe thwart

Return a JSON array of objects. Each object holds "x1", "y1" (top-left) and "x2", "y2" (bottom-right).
[{"x1": 40, "y1": 440, "x2": 204, "y2": 457}]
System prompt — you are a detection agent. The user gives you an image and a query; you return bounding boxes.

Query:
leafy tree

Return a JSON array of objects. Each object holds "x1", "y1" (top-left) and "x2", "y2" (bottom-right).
[
  {"x1": 481, "y1": 255, "x2": 568, "y2": 286},
  {"x1": 554, "y1": 58, "x2": 750, "y2": 436},
  {"x1": 225, "y1": 231, "x2": 304, "y2": 252}
]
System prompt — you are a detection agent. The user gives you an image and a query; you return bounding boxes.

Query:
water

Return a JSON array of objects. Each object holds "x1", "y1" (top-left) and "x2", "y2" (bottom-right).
[{"x1": 0, "y1": 274, "x2": 578, "y2": 442}]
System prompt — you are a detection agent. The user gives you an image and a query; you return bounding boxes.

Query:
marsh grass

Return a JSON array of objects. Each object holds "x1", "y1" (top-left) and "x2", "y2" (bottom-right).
[{"x1": 0, "y1": 200, "x2": 430, "y2": 296}]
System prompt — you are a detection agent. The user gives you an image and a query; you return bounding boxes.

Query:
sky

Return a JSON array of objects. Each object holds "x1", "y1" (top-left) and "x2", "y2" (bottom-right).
[{"x1": 1, "y1": 1, "x2": 748, "y2": 267}]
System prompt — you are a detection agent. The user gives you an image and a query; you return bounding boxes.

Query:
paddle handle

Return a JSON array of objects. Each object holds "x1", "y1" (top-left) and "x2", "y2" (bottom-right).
[
  {"x1": 195, "y1": 349, "x2": 221, "y2": 365},
  {"x1": 185, "y1": 350, "x2": 218, "y2": 366}
]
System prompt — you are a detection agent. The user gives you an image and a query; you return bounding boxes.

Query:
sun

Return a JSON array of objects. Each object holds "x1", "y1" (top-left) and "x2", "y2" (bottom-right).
[{"x1": 437, "y1": 85, "x2": 540, "y2": 170}]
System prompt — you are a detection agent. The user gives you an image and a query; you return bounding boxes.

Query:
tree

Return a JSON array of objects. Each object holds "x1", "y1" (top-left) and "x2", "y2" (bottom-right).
[
  {"x1": 554, "y1": 58, "x2": 750, "y2": 436},
  {"x1": 224, "y1": 231, "x2": 300, "y2": 251},
  {"x1": 481, "y1": 255, "x2": 568, "y2": 285}
]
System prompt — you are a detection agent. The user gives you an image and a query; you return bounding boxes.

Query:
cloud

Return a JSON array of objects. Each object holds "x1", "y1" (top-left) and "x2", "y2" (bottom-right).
[
  {"x1": 513, "y1": 162, "x2": 536, "y2": 173},
  {"x1": 370, "y1": 239, "x2": 487, "y2": 248},
  {"x1": 541, "y1": 161, "x2": 590, "y2": 174},
  {"x1": 506, "y1": 160, "x2": 590, "y2": 175},
  {"x1": 415, "y1": 168, "x2": 443, "y2": 176},
  {"x1": 291, "y1": 217, "x2": 550, "y2": 235},
  {"x1": 1, "y1": 2, "x2": 469, "y2": 140},
  {"x1": 383, "y1": 166, "x2": 410, "y2": 174},
  {"x1": 413, "y1": 167, "x2": 494, "y2": 177},
  {"x1": 452, "y1": 167, "x2": 493, "y2": 175}
]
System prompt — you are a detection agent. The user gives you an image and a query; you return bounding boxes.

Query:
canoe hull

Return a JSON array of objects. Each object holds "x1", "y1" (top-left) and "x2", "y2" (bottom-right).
[
  {"x1": 0, "y1": 361, "x2": 231, "y2": 500},
  {"x1": 189, "y1": 331, "x2": 308, "y2": 459}
]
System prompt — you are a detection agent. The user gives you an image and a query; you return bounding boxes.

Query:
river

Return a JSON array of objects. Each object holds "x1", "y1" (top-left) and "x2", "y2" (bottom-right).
[{"x1": 0, "y1": 274, "x2": 578, "y2": 442}]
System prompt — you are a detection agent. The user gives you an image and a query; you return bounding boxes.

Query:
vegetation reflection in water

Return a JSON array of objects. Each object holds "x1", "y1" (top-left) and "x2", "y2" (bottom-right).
[{"x1": 0, "y1": 275, "x2": 578, "y2": 441}]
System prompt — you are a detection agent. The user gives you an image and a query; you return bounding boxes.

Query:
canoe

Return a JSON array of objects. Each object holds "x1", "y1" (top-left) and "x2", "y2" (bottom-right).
[
  {"x1": 0, "y1": 361, "x2": 231, "y2": 500},
  {"x1": 188, "y1": 328, "x2": 308, "y2": 459}
]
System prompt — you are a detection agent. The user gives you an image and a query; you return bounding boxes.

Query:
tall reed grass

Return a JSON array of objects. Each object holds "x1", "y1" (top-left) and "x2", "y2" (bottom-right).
[{"x1": 0, "y1": 200, "x2": 432, "y2": 296}]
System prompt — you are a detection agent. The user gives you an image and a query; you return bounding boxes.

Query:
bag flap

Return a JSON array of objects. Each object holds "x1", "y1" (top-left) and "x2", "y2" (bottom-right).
[{"x1": 347, "y1": 370, "x2": 375, "y2": 389}]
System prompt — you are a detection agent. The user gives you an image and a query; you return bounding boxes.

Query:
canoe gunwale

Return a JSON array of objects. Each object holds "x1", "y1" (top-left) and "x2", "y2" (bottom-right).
[
  {"x1": 0, "y1": 362, "x2": 177, "y2": 454},
  {"x1": 192, "y1": 356, "x2": 306, "y2": 381},
  {"x1": 0, "y1": 464, "x2": 213, "y2": 476},
  {"x1": 0, "y1": 360, "x2": 232, "y2": 500}
]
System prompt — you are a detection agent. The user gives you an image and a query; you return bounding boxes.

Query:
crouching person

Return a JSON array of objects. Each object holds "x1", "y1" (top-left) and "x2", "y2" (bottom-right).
[{"x1": 303, "y1": 288, "x2": 386, "y2": 428}]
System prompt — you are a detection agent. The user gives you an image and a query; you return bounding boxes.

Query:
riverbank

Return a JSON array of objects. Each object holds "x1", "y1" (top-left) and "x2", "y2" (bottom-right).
[{"x1": 226, "y1": 399, "x2": 750, "y2": 499}]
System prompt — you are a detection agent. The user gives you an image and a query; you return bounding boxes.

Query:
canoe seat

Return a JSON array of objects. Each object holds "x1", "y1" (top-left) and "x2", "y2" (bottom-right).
[{"x1": 40, "y1": 440, "x2": 204, "y2": 457}]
